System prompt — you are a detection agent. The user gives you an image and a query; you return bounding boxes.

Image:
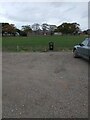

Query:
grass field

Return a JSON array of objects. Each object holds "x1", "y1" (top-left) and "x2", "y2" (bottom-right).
[{"x1": 2, "y1": 35, "x2": 87, "y2": 52}]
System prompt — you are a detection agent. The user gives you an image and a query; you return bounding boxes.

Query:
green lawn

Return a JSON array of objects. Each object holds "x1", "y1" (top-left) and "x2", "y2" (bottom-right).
[{"x1": 2, "y1": 35, "x2": 87, "y2": 52}]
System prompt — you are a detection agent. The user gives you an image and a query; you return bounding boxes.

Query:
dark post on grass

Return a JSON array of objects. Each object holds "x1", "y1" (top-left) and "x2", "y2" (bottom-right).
[{"x1": 49, "y1": 42, "x2": 54, "y2": 50}]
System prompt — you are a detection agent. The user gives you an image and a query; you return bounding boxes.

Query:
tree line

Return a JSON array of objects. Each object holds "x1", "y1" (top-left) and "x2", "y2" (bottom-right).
[{"x1": 2, "y1": 22, "x2": 89, "y2": 36}]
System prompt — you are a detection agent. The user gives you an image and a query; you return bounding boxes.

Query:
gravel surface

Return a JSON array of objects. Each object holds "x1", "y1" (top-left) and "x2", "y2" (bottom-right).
[
  {"x1": 2, "y1": 52, "x2": 88, "y2": 118},
  {"x1": 0, "y1": 52, "x2": 2, "y2": 119}
]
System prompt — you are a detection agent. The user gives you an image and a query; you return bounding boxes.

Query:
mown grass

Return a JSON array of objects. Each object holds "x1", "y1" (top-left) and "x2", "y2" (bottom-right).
[{"x1": 2, "y1": 35, "x2": 87, "y2": 52}]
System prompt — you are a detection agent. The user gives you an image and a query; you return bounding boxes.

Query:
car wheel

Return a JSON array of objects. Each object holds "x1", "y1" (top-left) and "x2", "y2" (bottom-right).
[{"x1": 73, "y1": 49, "x2": 79, "y2": 58}]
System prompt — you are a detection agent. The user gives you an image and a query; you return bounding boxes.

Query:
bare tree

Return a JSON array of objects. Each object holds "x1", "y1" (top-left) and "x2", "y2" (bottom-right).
[
  {"x1": 32, "y1": 23, "x2": 40, "y2": 35},
  {"x1": 41, "y1": 23, "x2": 49, "y2": 35}
]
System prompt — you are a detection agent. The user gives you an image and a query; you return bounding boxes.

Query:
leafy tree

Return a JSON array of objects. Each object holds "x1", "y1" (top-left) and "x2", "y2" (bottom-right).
[
  {"x1": 2, "y1": 23, "x2": 16, "y2": 36},
  {"x1": 15, "y1": 28, "x2": 21, "y2": 34},
  {"x1": 49, "y1": 25, "x2": 57, "y2": 35},
  {"x1": 83, "y1": 29, "x2": 90, "y2": 35},
  {"x1": 19, "y1": 31, "x2": 27, "y2": 36},
  {"x1": 56, "y1": 22, "x2": 80, "y2": 34},
  {"x1": 21, "y1": 25, "x2": 32, "y2": 35}
]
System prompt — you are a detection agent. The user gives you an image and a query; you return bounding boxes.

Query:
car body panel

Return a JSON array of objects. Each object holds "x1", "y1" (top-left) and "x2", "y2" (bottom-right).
[{"x1": 73, "y1": 38, "x2": 90, "y2": 60}]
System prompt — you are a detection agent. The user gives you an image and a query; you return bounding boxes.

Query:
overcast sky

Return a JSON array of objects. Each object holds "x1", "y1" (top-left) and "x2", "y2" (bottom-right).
[{"x1": 0, "y1": 2, "x2": 89, "y2": 30}]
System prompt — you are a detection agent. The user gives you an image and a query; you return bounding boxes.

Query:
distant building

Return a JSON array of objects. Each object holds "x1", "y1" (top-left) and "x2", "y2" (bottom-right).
[
  {"x1": 2, "y1": 32, "x2": 20, "y2": 36},
  {"x1": 54, "y1": 32, "x2": 62, "y2": 35}
]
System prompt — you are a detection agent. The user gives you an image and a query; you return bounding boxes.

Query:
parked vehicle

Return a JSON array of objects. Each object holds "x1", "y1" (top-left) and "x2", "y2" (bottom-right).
[{"x1": 73, "y1": 38, "x2": 90, "y2": 60}]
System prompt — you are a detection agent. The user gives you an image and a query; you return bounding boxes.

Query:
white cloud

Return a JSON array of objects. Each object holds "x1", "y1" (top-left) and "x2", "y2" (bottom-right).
[
  {"x1": 0, "y1": 0, "x2": 89, "y2": 2},
  {"x1": 0, "y1": 2, "x2": 88, "y2": 30}
]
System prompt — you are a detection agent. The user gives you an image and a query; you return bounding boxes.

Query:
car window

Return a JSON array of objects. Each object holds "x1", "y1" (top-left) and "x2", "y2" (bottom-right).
[
  {"x1": 87, "y1": 40, "x2": 90, "y2": 46},
  {"x1": 82, "y1": 39, "x2": 88, "y2": 46}
]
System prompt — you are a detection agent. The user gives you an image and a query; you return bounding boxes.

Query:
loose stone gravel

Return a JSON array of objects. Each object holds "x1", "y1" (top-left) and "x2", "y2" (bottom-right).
[{"x1": 2, "y1": 52, "x2": 88, "y2": 118}]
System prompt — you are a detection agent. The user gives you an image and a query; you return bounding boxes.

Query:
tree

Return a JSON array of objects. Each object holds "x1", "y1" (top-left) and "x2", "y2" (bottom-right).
[
  {"x1": 49, "y1": 25, "x2": 57, "y2": 35},
  {"x1": 2, "y1": 23, "x2": 16, "y2": 36},
  {"x1": 56, "y1": 22, "x2": 80, "y2": 35},
  {"x1": 32, "y1": 23, "x2": 40, "y2": 35},
  {"x1": 83, "y1": 29, "x2": 90, "y2": 35},
  {"x1": 19, "y1": 31, "x2": 27, "y2": 36},
  {"x1": 15, "y1": 28, "x2": 21, "y2": 34},
  {"x1": 41, "y1": 23, "x2": 49, "y2": 35},
  {"x1": 21, "y1": 25, "x2": 32, "y2": 35}
]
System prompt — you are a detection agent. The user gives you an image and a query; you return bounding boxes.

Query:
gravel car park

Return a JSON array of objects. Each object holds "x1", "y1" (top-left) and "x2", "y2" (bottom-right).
[{"x1": 2, "y1": 52, "x2": 88, "y2": 118}]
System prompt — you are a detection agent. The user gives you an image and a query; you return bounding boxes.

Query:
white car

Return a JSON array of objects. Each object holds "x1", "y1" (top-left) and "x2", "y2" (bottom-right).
[{"x1": 73, "y1": 38, "x2": 90, "y2": 60}]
